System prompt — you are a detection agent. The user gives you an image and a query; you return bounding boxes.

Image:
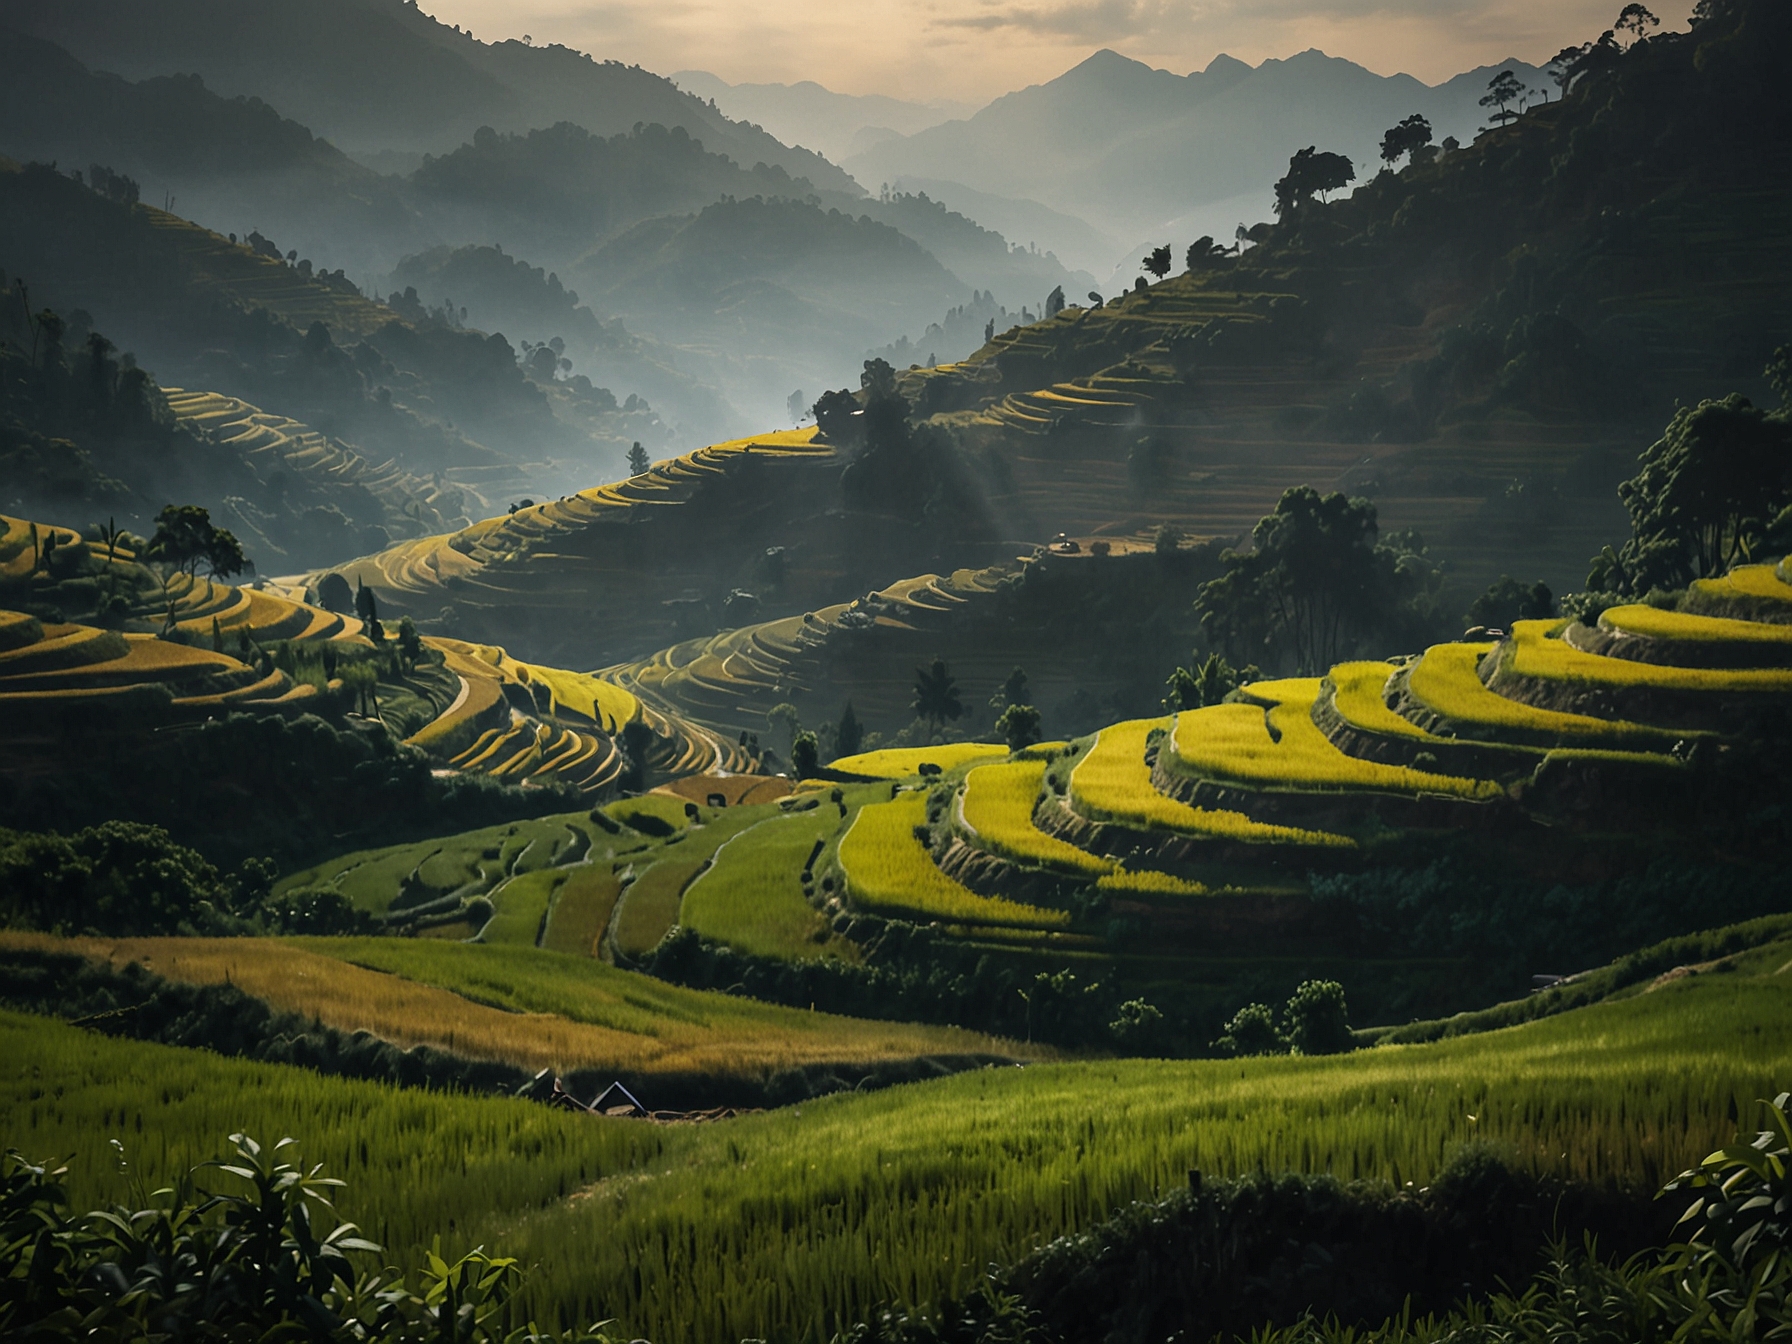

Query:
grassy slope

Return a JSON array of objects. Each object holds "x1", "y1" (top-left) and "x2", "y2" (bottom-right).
[
  {"x1": 1, "y1": 961, "x2": 1784, "y2": 1341},
  {"x1": 0, "y1": 933, "x2": 1037, "y2": 1082}
]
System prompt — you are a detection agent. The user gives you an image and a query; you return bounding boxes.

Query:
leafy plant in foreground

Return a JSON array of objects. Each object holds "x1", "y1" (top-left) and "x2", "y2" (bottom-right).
[{"x1": 0, "y1": 1132, "x2": 615, "y2": 1343}]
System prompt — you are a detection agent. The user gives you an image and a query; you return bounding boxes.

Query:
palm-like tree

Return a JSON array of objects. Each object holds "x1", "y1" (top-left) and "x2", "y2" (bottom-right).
[{"x1": 912, "y1": 657, "x2": 963, "y2": 740}]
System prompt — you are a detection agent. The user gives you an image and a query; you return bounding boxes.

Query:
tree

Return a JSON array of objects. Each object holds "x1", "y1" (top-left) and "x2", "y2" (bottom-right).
[
  {"x1": 627, "y1": 440, "x2": 650, "y2": 475},
  {"x1": 1592, "y1": 394, "x2": 1792, "y2": 594},
  {"x1": 1465, "y1": 576, "x2": 1556, "y2": 630},
  {"x1": 1087, "y1": 291, "x2": 1103, "y2": 309},
  {"x1": 1766, "y1": 344, "x2": 1791, "y2": 408},
  {"x1": 1273, "y1": 146, "x2": 1356, "y2": 216},
  {"x1": 789, "y1": 731, "x2": 820, "y2": 778},
  {"x1": 990, "y1": 666, "x2": 1029, "y2": 714},
  {"x1": 1614, "y1": 2, "x2": 1660, "y2": 44},
  {"x1": 354, "y1": 579, "x2": 384, "y2": 643},
  {"x1": 396, "y1": 616, "x2": 424, "y2": 671},
  {"x1": 836, "y1": 701, "x2": 863, "y2": 759},
  {"x1": 994, "y1": 703, "x2": 1041, "y2": 752},
  {"x1": 1283, "y1": 978, "x2": 1353, "y2": 1055},
  {"x1": 1142, "y1": 246, "x2": 1172, "y2": 281},
  {"x1": 812, "y1": 389, "x2": 860, "y2": 444},
  {"x1": 1378, "y1": 113, "x2": 1433, "y2": 168},
  {"x1": 766, "y1": 702, "x2": 802, "y2": 753},
  {"x1": 1195, "y1": 487, "x2": 1386, "y2": 673},
  {"x1": 145, "y1": 504, "x2": 247, "y2": 626},
  {"x1": 1185, "y1": 236, "x2": 1225, "y2": 270},
  {"x1": 1480, "y1": 69, "x2": 1525, "y2": 126},
  {"x1": 1163, "y1": 652, "x2": 1250, "y2": 712},
  {"x1": 1212, "y1": 1002, "x2": 1285, "y2": 1057},
  {"x1": 911, "y1": 657, "x2": 963, "y2": 739},
  {"x1": 1154, "y1": 522, "x2": 1183, "y2": 555},
  {"x1": 1044, "y1": 285, "x2": 1065, "y2": 317}
]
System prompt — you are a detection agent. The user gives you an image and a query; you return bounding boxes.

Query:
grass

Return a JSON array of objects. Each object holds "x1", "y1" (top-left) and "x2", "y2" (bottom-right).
[
  {"x1": 1403, "y1": 642, "x2": 1673, "y2": 743},
  {"x1": 837, "y1": 793, "x2": 1070, "y2": 929},
  {"x1": 1599, "y1": 602, "x2": 1792, "y2": 645},
  {"x1": 1069, "y1": 718, "x2": 1354, "y2": 847},
  {"x1": 478, "y1": 868, "x2": 567, "y2": 946},
  {"x1": 832, "y1": 743, "x2": 1010, "y2": 779},
  {"x1": 1506, "y1": 619, "x2": 1792, "y2": 691},
  {"x1": 277, "y1": 816, "x2": 590, "y2": 915},
  {"x1": 2, "y1": 960, "x2": 1785, "y2": 1343},
  {"x1": 610, "y1": 810, "x2": 764, "y2": 958},
  {"x1": 959, "y1": 760, "x2": 1112, "y2": 876},
  {"x1": 1, "y1": 933, "x2": 1029, "y2": 1081},
  {"x1": 680, "y1": 811, "x2": 849, "y2": 961},
  {"x1": 541, "y1": 866, "x2": 623, "y2": 957},
  {"x1": 1170, "y1": 681, "x2": 1505, "y2": 800}
]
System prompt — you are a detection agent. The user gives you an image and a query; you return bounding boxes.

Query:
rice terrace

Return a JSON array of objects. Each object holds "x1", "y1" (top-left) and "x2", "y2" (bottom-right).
[{"x1": 1, "y1": 1, "x2": 1791, "y2": 1340}]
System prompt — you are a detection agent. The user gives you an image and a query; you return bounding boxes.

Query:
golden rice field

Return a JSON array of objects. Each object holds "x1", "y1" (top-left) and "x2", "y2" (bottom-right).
[
  {"x1": 1171, "y1": 681, "x2": 1505, "y2": 800},
  {"x1": 1599, "y1": 602, "x2": 1792, "y2": 644},
  {"x1": 1507, "y1": 618, "x2": 1792, "y2": 691},
  {"x1": 837, "y1": 793, "x2": 1069, "y2": 929},
  {"x1": 431, "y1": 638, "x2": 639, "y2": 730},
  {"x1": 958, "y1": 760, "x2": 1113, "y2": 876},
  {"x1": 1069, "y1": 718, "x2": 1354, "y2": 847},
  {"x1": 832, "y1": 743, "x2": 1010, "y2": 779},
  {"x1": 1093, "y1": 867, "x2": 1213, "y2": 897},
  {"x1": 1688, "y1": 563, "x2": 1792, "y2": 614},
  {"x1": 0, "y1": 933, "x2": 1032, "y2": 1079},
  {"x1": 1405, "y1": 641, "x2": 1673, "y2": 741}
]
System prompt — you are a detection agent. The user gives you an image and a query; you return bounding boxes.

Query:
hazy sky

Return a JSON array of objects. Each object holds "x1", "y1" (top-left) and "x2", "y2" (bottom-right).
[{"x1": 429, "y1": 0, "x2": 1693, "y2": 104}]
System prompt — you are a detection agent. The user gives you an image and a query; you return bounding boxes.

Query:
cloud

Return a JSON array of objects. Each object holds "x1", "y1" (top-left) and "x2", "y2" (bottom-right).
[{"x1": 931, "y1": 0, "x2": 1185, "y2": 40}]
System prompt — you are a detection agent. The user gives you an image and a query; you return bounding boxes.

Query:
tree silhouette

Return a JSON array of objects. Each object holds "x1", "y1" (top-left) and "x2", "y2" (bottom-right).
[
  {"x1": 835, "y1": 701, "x2": 863, "y2": 759},
  {"x1": 991, "y1": 665, "x2": 1029, "y2": 714},
  {"x1": 146, "y1": 505, "x2": 246, "y2": 629},
  {"x1": 1044, "y1": 285, "x2": 1065, "y2": 317},
  {"x1": 1142, "y1": 246, "x2": 1172, "y2": 281},
  {"x1": 1480, "y1": 69, "x2": 1525, "y2": 126},
  {"x1": 1614, "y1": 2, "x2": 1660, "y2": 44},
  {"x1": 626, "y1": 441, "x2": 650, "y2": 476},
  {"x1": 911, "y1": 657, "x2": 963, "y2": 739},
  {"x1": 790, "y1": 731, "x2": 820, "y2": 778},
  {"x1": 1378, "y1": 114, "x2": 1433, "y2": 168},
  {"x1": 1195, "y1": 487, "x2": 1386, "y2": 672},
  {"x1": 1186, "y1": 236, "x2": 1226, "y2": 270},
  {"x1": 1273, "y1": 147, "x2": 1356, "y2": 216}
]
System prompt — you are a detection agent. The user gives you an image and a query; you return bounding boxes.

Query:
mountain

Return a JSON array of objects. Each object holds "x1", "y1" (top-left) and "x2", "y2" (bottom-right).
[
  {"x1": 571, "y1": 197, "x2": 970, "y2": 426},
  {"x1": 0, "y1": 27, "x2": 430, "y2": 279},
  {"x1": 0, "y1": 0, "x2": 856, "y2": 194},
  {"x1": 672, "y1": 71, "x2": 975, "y2": 164},
  {"x1": 848, "y1": 48, "x2": 1547, "y2": 270},
  {"x1": 851, "y1": 190, "x2": 1092, "y2": 312}
]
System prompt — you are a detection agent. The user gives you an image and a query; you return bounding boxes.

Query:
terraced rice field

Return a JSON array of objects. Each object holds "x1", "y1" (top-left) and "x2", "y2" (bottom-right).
[
  {"x1": 163, "y1": 389, "x2": 471, "y2": 536},
  {"x1": 833, "y1": 743, "x2": 1010, "y2": 778},
  {"x1": 1401, "y1": 642, "x2": 1673, "y2": 743},
  {"x1": 1170, "y1": 681, "x2": 1505, "y2": 799},
  {"x1": 837, "y1": 793, "x2": 1069, "y2": 929},
  {"x1": 1599, "y1": 602, "x2": 1792, "y2": 645},
  {"x1": 680, "y1": 811, "x2": 848, "y2": 961},
  {"x1": 1505, "y1": 619, "x2": 1792, "y2": 691},
  {"x1": 958, "y1": 760, "x2": 1113, "y2": 876},
  {"x1": 1069, "y1": 718, "x2": 1352, "y2": 846}
]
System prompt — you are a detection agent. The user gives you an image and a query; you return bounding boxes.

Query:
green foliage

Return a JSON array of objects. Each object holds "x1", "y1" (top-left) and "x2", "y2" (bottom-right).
[
  {"x1": 912, "y1": 657, "x2": 964, "y2": 735},
  {"x1": 836, "y1": 702, "x2": 864, "y2": 760},
  {"x1": 1285, "y1": 979, "x2": 1354, "y2": 1056},
  {"x1": 0, "y1": 1131, "x2": 616, "y2": 1342},
  {"x1": 1593, "y1": 393, "x2": 1792, "y2": 595},
  {"x1": 994, "y1": 704, "x2": 1042, "y2": 752},
  {"x1": 1664, "y1": 1090, "x2": 1792, "y2": 1271},
  {"x1": 1213, "y1": 1002, "x2": 1286, "y2": 1057},
  {"x1": 0, "y1": 821, "x2": 267, "y2": 937},
  {"x1": 626, "y1": 441, "x2": 650, "y2": 476},
  {"x1": 790, "y1": 731, "x2": 821, "y2": 778},
  {"x1": 1196, "y1": 489, "x2": 1444, "y2": 672},
  {"x1": 1464, "y1": 575, "x2": 1555, "y2": 629}
]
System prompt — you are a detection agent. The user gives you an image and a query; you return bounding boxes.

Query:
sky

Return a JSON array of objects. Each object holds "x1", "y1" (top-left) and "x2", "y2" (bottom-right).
[{"x1": 426, "y1": 0, "x2": 1695, "y2": 104}]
